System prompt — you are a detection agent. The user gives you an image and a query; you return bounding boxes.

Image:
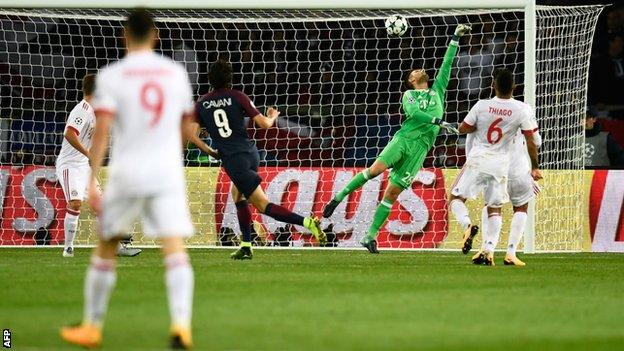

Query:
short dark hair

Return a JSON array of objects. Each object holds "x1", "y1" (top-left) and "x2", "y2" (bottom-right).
[
  {"x1": 125, "y1": 8, "x2": 155, "y2": 42},
  {"x1": 493, "y1": 68, "x2": 514, "y2": 95},
  {"x1": 82, "y1": 74, "x2": 96, "y2": 96},
  {"x1": 403, "y1": 70, "x2": 414, "y2": 90},
  {"x1": 208, "y1": 59, "x2": 233, "y2": 89}
]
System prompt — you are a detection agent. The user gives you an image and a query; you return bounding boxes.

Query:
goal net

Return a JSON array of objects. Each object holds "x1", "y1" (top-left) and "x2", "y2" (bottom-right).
[{"x1": 0, "y1": 5, "x2": 603, "y2": 251}]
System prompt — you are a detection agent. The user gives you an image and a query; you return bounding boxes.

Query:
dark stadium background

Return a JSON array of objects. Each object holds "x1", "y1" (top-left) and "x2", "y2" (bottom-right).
[{"x1": 0, "y1": 0, "x2": 621, "y2": 169}]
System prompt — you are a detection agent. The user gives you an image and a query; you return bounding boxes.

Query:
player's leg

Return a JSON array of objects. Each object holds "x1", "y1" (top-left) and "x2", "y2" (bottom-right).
[
  {"x1": 57, "y1": 167, "x2": 86, "y2": 257},
  {"x1": 504, "y1": 204, "x2": 528, "y2": 266},
  {"x1": 246, "y1": 185, "x2": 327, "y2": 245},
  {"x1": 161, "y1": 236, "x2": 194, "y2": 349},
  {"x1": 142, "y1": 191, "x2": 195, "y2": 349},
  {"x1": 230, "y1": 185, "x2": 254, "y2": 260},
  {"x1": 63, "y1": 200, "x2": 81, "y2": 257},
  {"x1": 60, "y1": 237, "x2": 120, "y2": 348},
  {"x1": 323, "y1": 158, "x2": 389, "y2": 218},
  {"x1": 504, "y1": 175, "x2": 534, "y2": 266},
  {"x1": 323, "y1": 136, "x2": 407, "y2": 219},
  {"x1": 359, "y1": 140, "x2": 427, "y2": 253},
  {"x1": 61, "y1": 191, "x2": 144, "y2": 348},
  {"x1": 359, "y1": 181, "x2": 403, "y2": 253},
  {"x1": 449, "y1": 167, "x2": 480, "y2": 255},
  {"x1": 480, "y1": 176, "x2": 509, "y2": 266}
]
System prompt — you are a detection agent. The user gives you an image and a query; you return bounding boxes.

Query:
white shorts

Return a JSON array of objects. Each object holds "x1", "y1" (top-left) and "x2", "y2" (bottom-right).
[
  {"x1": 451, "y1": 166, "x2": 509, "y2": 208},
  {"x1": 508, "y1": 173, "x2": 538, "y2": 207},
  {"x1": 57, "y1": 164, "x2": 90, "y2": 201},
  {"x1": 100, "y1": 187, "x2": 194, "y2": 240}
]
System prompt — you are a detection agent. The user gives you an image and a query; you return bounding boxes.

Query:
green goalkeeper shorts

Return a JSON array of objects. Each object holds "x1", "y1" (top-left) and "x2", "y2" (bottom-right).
[{"x1": 377, "y1": 136, "x2": 429, "y2": 190}]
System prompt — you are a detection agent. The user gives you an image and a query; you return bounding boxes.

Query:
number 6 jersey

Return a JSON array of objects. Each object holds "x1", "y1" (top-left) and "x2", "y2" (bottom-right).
[
  {"x1": 195, "y1": 88, "x2": 261, "y2": 158},
  {"x1": 461, "y1": 96, "x2": 537, "y2": 179},
  {"x1": 91, "y1": 51, "x2": 195, "y2": 195}
]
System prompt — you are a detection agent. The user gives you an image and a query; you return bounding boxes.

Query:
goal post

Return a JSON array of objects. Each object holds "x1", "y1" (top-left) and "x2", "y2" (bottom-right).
[{"x1": 0, "y1": 1, "x2": 603, "y2": 251}]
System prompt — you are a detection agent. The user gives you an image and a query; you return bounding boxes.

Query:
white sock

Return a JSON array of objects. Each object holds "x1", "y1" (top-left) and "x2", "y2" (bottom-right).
[
  {"x1": 84, "y1": 255, "x2": 116, "y2": 327},
  {"x1": 64, "y1": 211, "x2": 80, "y2": 248},
  {"x1": 483, "y1": 213, "x2": 502, "y2": 252},
  {"x1": 507, "y1": 211, "x2": 528, "y2": 256},
  {"x1": 450, "y1": 199, "x2": 471, "y2": 230},
  {"x1": 480, "y1": 206, "x2": 488, "y2": 250},
  {"x1": 165, "y1": 252, "x2": 194, "y2": 329}
]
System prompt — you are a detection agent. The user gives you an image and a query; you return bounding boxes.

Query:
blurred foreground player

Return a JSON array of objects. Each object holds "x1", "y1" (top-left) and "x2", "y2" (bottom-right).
[
  {"x1": 322, "y1": 25, "x2": 471, "y2": 253},
  {"x1": 61, "y1": 9, "x2": 195, "y2": 349},
  {"x1": 451, "y1": 69, "x2": 541, "y2": 266},
  {"x1": 193, "y1": 59, "x2": 326, "y2": 260}
]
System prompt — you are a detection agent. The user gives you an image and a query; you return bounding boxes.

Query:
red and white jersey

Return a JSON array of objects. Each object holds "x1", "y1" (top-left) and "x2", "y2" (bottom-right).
[
  {"x1": 92, "y1": 51, "x2": 194, "y2": 195},
  {"x1": 56, "y1": 99, "x2": 95, "y2": 168},
  {"x1": 462, "y1": 97, "x2": 537, "y2": 179}
]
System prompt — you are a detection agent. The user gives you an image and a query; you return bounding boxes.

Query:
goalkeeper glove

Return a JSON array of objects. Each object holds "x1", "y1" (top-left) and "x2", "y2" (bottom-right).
[
  {"x1": 432, "y1": 118, "x2": 460, "y2": 134},
  {"x1": 454, "y1": 24, "x2": 472, "y2": 37}
]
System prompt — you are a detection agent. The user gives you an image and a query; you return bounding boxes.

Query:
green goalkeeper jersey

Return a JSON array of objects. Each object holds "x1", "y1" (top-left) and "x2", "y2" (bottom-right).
[{"x1": 396, "y1": 40, "x2": 459, "y2": 148}]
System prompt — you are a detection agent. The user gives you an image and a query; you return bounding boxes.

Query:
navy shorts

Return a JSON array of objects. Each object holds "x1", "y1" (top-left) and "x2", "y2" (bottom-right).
[{"x1": 222, "y1": 151, "x2": 262, "y2": 199}]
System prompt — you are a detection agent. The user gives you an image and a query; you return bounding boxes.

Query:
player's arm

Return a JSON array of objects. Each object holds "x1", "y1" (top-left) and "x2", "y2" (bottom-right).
[
  {"x1": 182, "y1": 118, "x2": 219, "y2": 158},
  {"x1": 87, "y1": 110, "x2": 112, "y2": 212},
  {"x1": 253, "y1": 107, "x2": 280, "y2": 129},
  {"x1": 64, "y1": 127, "x2": 89, "y2": 158},
  {"x1": 521, "y1": 110, "x2": 542, "y2": 180},
  {"x1": 432, "y1": 24, "x2": 471, "y2": 95},
  {"x1": 458, "y1": 101, "x2": 479, "y2": 134},
  {"x1": 524, "y1": 133, "x2": 541, "y2": 180},
  {"x1": 402, "y1": 94, "x2": 459, "y2": 133}
]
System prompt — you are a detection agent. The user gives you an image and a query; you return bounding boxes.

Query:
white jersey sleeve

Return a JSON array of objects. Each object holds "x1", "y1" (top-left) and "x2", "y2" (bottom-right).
[
  {"x1": 92, "y1": 72, "x2": 118, "y2": 115},
  {"x1": 182, "y1": 73, "x2": 195, "y2": 117},
  {"x1": 463, "y1": 100, "x2": 481, "y2": 127}
]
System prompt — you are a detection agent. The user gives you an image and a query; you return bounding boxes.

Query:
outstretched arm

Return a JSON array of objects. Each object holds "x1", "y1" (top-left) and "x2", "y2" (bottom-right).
[
  {"x1": 432, "y1": 24, "x2": 471, "y2": 96},
  {"x1": 182, "y1": 118, "x2": 219, "y2": 158},
  {"x1": 253, "y1": 107, "x2": 280, "y2": 129}
]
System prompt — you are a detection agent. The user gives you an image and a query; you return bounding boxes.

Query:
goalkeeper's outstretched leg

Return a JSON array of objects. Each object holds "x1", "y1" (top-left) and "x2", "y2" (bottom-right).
[{"x1": 322, "y1": 159, "x2": 388, "y2": 219}]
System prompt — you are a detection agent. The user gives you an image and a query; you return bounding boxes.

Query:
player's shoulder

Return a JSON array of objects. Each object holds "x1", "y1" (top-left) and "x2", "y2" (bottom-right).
[
  {"x1": 509, "y1": 98, "x2": 532, "y2": 111},
  {"x1": 472, "y1": 98, "x2": 488, "y2": 110},
  {"x1": 69, "y1": 99, "x2": 92, "y2": 115}
]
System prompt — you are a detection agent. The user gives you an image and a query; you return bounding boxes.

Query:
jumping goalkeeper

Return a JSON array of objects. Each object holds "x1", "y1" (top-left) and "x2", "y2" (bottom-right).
[{"x1": 322, "y1": 24, "x2": 471, "y2": 253}]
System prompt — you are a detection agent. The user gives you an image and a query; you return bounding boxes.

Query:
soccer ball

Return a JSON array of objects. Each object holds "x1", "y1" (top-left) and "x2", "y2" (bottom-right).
[{"x1": 385, "y1": 15, "x2": 408, "y2": 37}]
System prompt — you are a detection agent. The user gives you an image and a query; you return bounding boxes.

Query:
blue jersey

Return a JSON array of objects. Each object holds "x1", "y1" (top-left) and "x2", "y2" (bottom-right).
[{"x1": 196, "y1": 88, "x2": 261, "y2": 157}]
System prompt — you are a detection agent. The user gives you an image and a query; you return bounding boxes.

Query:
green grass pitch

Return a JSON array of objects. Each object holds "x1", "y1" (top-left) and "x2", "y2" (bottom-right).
[{"x1": 1, "y1": 248, "x2": 623, "y2": 350}]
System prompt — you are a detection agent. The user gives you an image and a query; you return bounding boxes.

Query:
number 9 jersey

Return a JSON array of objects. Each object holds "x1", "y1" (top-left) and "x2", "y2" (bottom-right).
[
  {"x1": 195, "y1": 88, "x2": 261, "y2": 158},
  {"x1": 92, "y1": 51, "x2": 195, "y2": 196}
]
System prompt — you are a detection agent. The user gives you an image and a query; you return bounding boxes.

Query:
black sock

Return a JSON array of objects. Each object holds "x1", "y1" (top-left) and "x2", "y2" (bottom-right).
[{"x1": 264, "y1": 203, "x2": 305, "y2": 226}]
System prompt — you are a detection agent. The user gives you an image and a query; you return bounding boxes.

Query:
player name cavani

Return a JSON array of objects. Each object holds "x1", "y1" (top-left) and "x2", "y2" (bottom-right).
[{"x1": 202, "y1": 98, "x2": 232, "y2": 109}]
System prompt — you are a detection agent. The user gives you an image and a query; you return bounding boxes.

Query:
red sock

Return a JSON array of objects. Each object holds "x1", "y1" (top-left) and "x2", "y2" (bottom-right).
[{"x1": 235, "y1": 200, "x2": 253, "y2": 243}]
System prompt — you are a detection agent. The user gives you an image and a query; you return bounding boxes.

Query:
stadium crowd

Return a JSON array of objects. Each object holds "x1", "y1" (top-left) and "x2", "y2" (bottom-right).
[{"x1": 0, "y1": 3, "x2": 622, "y2": 169}]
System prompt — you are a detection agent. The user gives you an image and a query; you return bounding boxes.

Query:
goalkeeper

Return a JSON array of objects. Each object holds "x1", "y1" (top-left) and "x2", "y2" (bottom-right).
[{"x1": 322, "y1": 24, "x2": 471, "y2": 253}]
